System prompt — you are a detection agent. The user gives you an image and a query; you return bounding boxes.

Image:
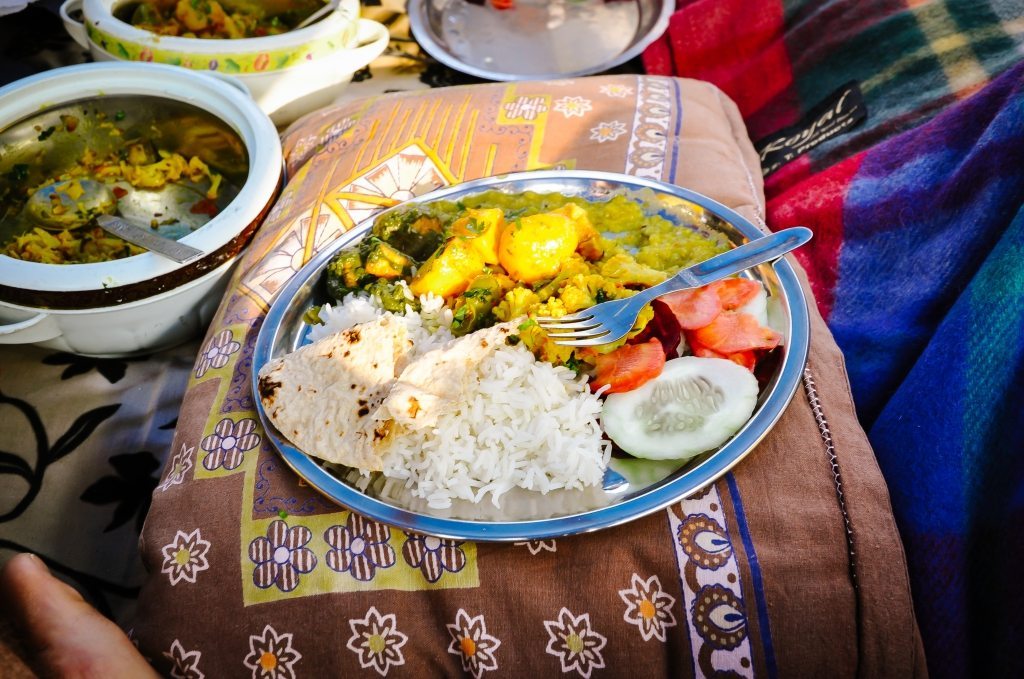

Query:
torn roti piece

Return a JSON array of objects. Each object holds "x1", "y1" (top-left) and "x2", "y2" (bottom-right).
[
  {"x1": 384, "y1": 322, "x2": 515, "y2": 429},
  {"x1": 256, "y1": 315, "x2": 413, "y2": 470}
]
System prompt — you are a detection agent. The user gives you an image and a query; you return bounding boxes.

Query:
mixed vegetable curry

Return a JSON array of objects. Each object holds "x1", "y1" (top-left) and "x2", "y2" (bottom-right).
[
  {"x1": 118, "y1": 0, "x2": 328, "y2": 39},
  {"x1": 320, "y1": 191, "x2": 781, "y2": 389}
]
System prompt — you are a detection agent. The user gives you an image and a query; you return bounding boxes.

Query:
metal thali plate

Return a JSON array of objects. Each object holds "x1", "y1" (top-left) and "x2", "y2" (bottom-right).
[
  {"x1": 407, "y1": 0, "x2": 673, "y2": 81},
  {"x1": 252, "y1": 170, "x2": 810, "y2": 541}
]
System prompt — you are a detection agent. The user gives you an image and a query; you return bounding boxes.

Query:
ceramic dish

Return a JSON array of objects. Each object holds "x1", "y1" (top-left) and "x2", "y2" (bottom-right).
[
  {"x1": 408, "y1": 0, "x2": 672, "y2": 81},
  {"x1": 252, "y1": 171, "x2": 810, "y2": 540},
  {"x1": 60, "y1": 0, "x2": 389, "y2": 124},
  {"x1": 0, "y1": 62, "x2": 282, "y2": 356}
]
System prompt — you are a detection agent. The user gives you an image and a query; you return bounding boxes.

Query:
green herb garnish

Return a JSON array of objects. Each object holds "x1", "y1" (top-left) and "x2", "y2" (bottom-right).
[
  {"x1": 37, "y1": 126, "x2": 56, "y2": 141},
  {"x1": 114, "y1": 110, "x2": 126, "y2": 121},
  {"x1": 505, "y1": 334, "x2": 521, "y2": 346},
  {"x1": 462, "y1": 287, "x2": 491, "y2": 300},
  {"x1": 451, "y1": 306, "x2": 468, "y2": 327},
  {"x1": 518, "y1": 318, "x2": 537, "y2": 331},
  {"x1": 565, "y1": 354, "x2": 581, "y2": 374},
  {"x1": 595, "y1": 289, "x2": 609, "y2": 303}
]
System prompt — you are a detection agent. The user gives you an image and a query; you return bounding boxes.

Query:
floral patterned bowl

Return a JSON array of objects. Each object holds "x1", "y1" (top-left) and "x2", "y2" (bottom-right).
[
  {"x1": 0, "y1": 62, "x2": 282, "y2": 357},
  {"x1": 60, "y1": 0, "x2": 389, "y2": 124}
]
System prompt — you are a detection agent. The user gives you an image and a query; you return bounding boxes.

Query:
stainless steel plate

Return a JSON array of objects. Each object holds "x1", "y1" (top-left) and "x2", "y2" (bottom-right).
[
  {"x1": 408, "y1": 0, "x2": 672, "y2": 81},
  {"x1": 252, "y1": 170, "x2": 809, "y2": 541}
]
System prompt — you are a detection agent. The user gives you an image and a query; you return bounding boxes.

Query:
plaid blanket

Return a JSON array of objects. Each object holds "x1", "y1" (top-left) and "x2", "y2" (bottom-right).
[{"x1": 645, "y1": 1, "x2": 1024, "y2": 676}]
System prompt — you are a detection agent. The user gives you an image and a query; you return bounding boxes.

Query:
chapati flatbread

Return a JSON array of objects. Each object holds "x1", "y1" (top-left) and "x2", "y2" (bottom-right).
[
  {"x1": 384, "y1": 322, "x2": 515, "y2": 429},
  {"x1": 257, "y1": 315, "x2": 413, "y2": 470}
]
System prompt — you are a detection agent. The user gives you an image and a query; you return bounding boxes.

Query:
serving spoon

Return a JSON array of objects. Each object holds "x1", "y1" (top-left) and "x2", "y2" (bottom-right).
[
  {"x1": 24, "y1": 179, "x2": 205, "y2": 265},
  {"x1": 295, "y1": 0, "x2": 340, "y2": 29}
]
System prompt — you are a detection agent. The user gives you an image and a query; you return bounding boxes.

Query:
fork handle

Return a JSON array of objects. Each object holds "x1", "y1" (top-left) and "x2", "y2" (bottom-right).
[{"x1": 657, "y1": 226, "x2": 813, "y2": 296}]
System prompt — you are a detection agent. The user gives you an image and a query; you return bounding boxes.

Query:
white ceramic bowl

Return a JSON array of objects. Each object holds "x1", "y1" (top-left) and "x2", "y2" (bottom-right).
[
  {"x1": 60, "y1": 0, "x2": 389, "y2": 124},
  {"x1": 0, "y1": 62, "x2": 282, "y2": 357}
]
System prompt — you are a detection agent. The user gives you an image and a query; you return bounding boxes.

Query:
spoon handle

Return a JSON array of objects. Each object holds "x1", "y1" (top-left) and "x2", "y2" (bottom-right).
[{"x1": 96, "y1": 215, "x2": 204, "y2": 265}]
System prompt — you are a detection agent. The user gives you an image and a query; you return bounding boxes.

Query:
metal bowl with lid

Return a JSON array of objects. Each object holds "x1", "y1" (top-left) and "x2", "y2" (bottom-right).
[
  {"x1": 252, "y1": 170, "x2": 810, "y2": 540},
  {"x1": 409, "y1": 0, "x2": 672, "y2": 81},
  {"x1": 0, "y1": 62, "x2": 282, "y2": 356}
]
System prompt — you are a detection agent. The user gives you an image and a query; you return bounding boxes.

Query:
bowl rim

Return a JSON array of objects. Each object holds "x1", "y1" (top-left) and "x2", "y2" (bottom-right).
[
  {"x1": 251, "y1": 169, "x2": 811, "y2": 541},
  {"x1": 407, "y1": 0, "x2": 674, "y2": 81},
  {"x1": 0, "y1": 62, "x2": 282, "y2": 294},
  {"x1": 79, "y1": 0, "x2": 360, "y2": 53}
]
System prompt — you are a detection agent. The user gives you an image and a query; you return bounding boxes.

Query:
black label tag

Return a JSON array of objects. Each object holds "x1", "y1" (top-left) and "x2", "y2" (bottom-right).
[{"x1": 754, "y1": 81, "x2": 867, "y2": 176}]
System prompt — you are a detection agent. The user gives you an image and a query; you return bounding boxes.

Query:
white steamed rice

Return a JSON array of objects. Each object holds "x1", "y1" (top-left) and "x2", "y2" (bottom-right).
[{"x1": 314, "y1": 287, "x2": 610, "y2": 509}]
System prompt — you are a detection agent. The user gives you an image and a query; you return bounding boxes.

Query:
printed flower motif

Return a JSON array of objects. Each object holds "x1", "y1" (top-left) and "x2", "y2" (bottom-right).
[
  {"x1": 161, "y1": 529, "x2": 211, "y2": 586},
  {"x1": 41, "y1": 351, "x2": 144, "y2": 383},
  {"x1": 325, "y1": 513, "x2": 396, "y2": 581},
  {"x1": 619, "y1": 574, "x2": 678, "y2": 642},
  {"x1": 543, "y1": 608, "x2": 607, "y2": 678},
  {"x1": 164, "y1": 639, "x2": 204, "y2": 679},
  {"x1": 401, "y1": 534, "x2": 467, "y2": 583},
  {"x1": 80, "y1": 451, "x2": 160, "y2": 533},
  {"x1": 201, "y1": 417, "x2": 260, "y2": 471},
  {"x1": 346, "y1": 607, "x2": 408, "y2": 675},
  {"x1": 553, "y1": 96, "x2": 593, "y2": 118},
  {"x1": 194, "y1": 329, "x2": 241, "y2": 378},
  {"x1": 243, "y1": 625, "x2": 302, "y2": 679},
  {"x1": 446, "y1": 609, "x2": 501, "y2": 678},
  {"x1": 159, "y1": 443, "x2": 195, "y2": 491},
  {"x1": 514, "y1": 540, "x2": 557, "y2": 555},
  {"x1": 503, "y1": 95, "x2": 548, "y2": 121},
  {"x1": 249, "y1": 520, "x2": 317, "y2": 592},
  {"x1": 208, "y1": 59, "x2": 219, "y2": 71},
  {"x1": 589, "y1": 120, "x2": 628, "y2": 143},
  {"x1": 139, "y1": 48, "x2": 154, "y2": 62},
  {"x1": 599, "y1": 84, "x2": 634, "y2": 98},
  {"x1": 254, "y1": 53, "x2": 270, "y2": 71}
]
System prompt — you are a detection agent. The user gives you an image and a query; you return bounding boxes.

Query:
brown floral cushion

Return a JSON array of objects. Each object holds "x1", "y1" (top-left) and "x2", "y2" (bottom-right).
[{"x1": 132, "y1": 75, "x2": 925, "y2": 677}]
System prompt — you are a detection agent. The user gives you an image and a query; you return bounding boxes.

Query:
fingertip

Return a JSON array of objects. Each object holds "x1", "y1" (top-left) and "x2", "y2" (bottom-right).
[{"x1": 11, "y1": 552, "x2": 48, "y2": 573}]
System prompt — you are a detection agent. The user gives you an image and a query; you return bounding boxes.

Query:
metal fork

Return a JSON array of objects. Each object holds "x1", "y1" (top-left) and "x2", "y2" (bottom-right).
[{"x1": 536, "y1": 226, "x2": 813, "y2": 347}]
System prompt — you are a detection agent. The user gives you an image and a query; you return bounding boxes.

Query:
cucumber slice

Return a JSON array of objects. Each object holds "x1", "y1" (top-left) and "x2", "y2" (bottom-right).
[
  {"x1": 601, "y1": 356, "x2": 759, "y2": 460},
  {"x1": 738, "y1": 281, "x2": 768, "y2": 326}
]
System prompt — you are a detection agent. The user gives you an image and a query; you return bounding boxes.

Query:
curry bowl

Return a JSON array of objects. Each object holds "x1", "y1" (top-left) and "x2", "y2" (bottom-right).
[
  {"x1": 0, "y1": 62, "x2": 282, "y2": 356},
  {"x1": 59, "y1": 0, "x2": 389, "y2": 124},
  {"x1": 408, "y1": 0, "x2": 672, "y2": 81},
  {"x1": 252, "y1": 170, "x2": 810, "y2": 540}
]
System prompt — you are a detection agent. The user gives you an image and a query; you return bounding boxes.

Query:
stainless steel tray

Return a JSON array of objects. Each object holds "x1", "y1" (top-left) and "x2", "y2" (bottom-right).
[{"x1": 252, "y1": 170, "x2": 809, "y2": 541}]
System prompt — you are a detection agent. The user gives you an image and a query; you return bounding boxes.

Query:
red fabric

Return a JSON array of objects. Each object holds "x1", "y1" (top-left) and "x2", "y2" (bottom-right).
[
  {"x1": 766, "y1": 152, "x2": 865, "y2": 318},
  {"x1": 647, "y1": 0, "x2": 798, "y2": 132}
]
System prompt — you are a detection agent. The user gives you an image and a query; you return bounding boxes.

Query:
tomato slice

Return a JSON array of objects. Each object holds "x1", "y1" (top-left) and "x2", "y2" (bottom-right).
[
  {"x1": 689, "y1": 311, "x2": 781, "y2": 354},
  {"x1": 709, "y1": 278, "x2": 761, "y2": 310},
  {"x1": 688, "y1": 336, "x2": 759, "y2": 372},
  {"x1": 591, "y1": 338, "x2": 666, "y2": 394},
  {"x1": 659, "y1": 286, "x2": 721, "y2": 329},
  {"x1": 725, "y1": 350, "x2": 758, "y2": 371}
]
